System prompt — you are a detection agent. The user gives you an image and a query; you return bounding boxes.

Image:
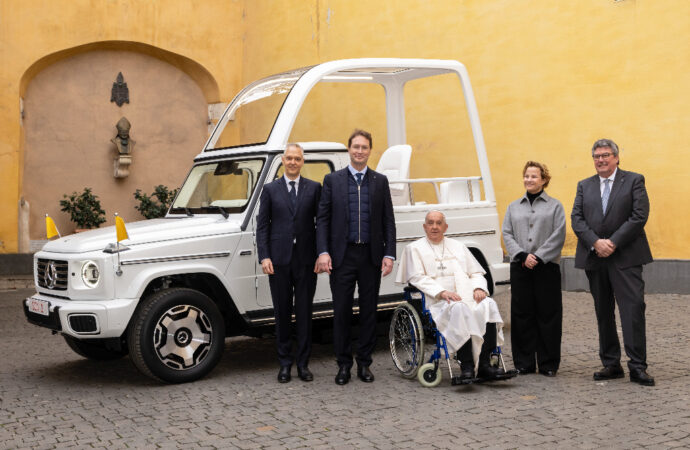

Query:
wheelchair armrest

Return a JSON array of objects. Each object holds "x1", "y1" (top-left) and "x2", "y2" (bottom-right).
[{"x1": 403, "y1": 285, "x2": 420, "y2": 293}]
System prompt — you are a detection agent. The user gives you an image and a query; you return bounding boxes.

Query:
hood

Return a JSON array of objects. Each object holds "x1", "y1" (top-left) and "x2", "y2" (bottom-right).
[{"x1": 41, "y1": 217, "x2": 243, "y2": 254}]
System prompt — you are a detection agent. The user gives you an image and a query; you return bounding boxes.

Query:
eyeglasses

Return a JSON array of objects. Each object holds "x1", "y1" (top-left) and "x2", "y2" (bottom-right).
[{"x1": 592, "y1": 153, "x2": 614, "y2": 160}]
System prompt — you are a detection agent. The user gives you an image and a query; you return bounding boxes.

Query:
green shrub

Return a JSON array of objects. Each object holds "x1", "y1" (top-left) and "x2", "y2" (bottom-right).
[
  {"x1": 134, "y1": 185, "x2": 179, "y2": 219},
  {"x1": 60, "y1": 187, "x2": 107, "y2": 229}
]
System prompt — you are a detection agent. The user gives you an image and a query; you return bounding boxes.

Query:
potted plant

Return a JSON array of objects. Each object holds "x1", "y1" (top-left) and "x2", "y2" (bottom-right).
[
  {"x1": 133, "y1": 185, "x2": 179, "y2": 219},
  {"x1": 60, "y1": 187, "x2": 107, "y2": 231}
]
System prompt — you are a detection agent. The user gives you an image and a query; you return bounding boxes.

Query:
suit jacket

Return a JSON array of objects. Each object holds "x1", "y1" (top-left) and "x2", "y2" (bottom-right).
[
  {"x1": 571, "y1": 168, "x2": 652, "y2": 270},
  {"x1": 316, "y1": 167, "x2": 396, "y2": 268},
  {"x1": 256, "y1": 176, "x2": 321, "y2": 266}
]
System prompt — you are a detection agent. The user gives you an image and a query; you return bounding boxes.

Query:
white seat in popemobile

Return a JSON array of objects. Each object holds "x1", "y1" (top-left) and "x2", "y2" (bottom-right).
[
  {"x1": 375, "y1": 144, "x2": 412, "y2": 206},
  {"x1": 439, "y1": 179, "x2": 481, "y2": 204}
]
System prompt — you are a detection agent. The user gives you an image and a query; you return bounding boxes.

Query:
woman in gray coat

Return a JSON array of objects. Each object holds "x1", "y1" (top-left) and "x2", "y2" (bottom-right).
[{"x1": 502, "y1": 161, "x2": 566, "y2": 377}]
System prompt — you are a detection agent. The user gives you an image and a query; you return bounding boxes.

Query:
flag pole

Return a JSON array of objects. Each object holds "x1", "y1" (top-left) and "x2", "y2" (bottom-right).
[{"x1": 115, "y1": 213, "x2": 123, "y2": 276}]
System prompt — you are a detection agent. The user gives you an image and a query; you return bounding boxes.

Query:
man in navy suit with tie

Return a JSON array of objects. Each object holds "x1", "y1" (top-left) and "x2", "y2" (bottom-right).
[
  {"x1": 572, "y1": 138, "x2": 654, "y2": 386},
  {"x1": 257, "y1": 143, "x2": 321, "y2": 383},
  {"x1": 316, "y1": 129, "x2": 396, "y2": 385}
]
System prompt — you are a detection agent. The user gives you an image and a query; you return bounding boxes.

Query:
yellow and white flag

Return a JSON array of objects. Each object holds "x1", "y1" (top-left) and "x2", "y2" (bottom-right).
[
  {"x1": 45, "y1": 214, "x2": 60, "y2": 239},
  {"x1": 115, "y1": 214, "x2": 129, "y2": 242}
]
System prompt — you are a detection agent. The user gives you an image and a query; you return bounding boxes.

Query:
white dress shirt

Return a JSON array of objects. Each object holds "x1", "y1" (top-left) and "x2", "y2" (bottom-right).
[
  {"x1": 599, "y1": 168, "x2": 617, "y2": 196},
  {"x1": 284, "y1": 174, "x2": 301, "y2": 194}
]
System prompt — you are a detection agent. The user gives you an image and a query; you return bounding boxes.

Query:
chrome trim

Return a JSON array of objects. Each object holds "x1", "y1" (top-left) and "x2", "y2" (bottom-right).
[
  {"x1": 67, "y1": 313, "x2": 100, "y2": 335},
  {"x1": 37, "y1": 258, "x2": 68, "y2": 290},
  {"x1": 396, "y1": 230, "x2": 496, "y2": 243},
  {"x1": 121, "y1": 252, "x2": 231, "y2": 266}
]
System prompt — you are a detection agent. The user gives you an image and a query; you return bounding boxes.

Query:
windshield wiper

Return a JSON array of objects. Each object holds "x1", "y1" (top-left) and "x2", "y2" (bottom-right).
[
  {"x1": 184, "y1": 208, "x2": 194, "y2": 217},
  {"x1": 206, "y1": 205, "x2": 229, "y2": 219}
]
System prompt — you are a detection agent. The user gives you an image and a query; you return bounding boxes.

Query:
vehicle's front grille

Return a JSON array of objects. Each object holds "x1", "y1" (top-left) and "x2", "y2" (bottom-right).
[{"x1": 37, "y1": 258, "x2": 68, "y2": 290}]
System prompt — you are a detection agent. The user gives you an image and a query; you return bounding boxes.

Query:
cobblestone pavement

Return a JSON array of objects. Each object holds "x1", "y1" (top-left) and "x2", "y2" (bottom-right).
[{"x1": 1, "y1": 287, "x2": 689, "y2": 449}]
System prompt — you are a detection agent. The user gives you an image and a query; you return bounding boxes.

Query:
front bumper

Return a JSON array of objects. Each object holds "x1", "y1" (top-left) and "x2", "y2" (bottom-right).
[{"x1": 23, "y1": 293, "x2": 139, "y2": 339}]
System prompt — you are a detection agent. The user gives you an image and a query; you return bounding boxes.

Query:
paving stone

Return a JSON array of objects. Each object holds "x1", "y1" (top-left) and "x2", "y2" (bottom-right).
[{"x1": 2, "y1": 288, "x2": 690, "y2": 448}]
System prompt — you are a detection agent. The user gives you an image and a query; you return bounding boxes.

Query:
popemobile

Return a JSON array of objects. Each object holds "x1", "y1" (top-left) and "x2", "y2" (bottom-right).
[{"x1": 24, "y1": 58, "x2": 509, "y2": 383}]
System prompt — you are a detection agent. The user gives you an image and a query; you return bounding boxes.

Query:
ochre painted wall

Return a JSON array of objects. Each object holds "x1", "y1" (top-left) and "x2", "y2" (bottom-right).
[
  {"x1": 240, "y1": 0, "x2": 689, "y2": 259},
  {"x1": 1, "y1": 0, "x2": 688, "y2": 260}
]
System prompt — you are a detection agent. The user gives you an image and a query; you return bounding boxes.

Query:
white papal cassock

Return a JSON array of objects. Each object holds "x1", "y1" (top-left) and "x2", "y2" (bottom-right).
[{"x1": 396, "y1": 237, "x2": 504, "y2": 367}]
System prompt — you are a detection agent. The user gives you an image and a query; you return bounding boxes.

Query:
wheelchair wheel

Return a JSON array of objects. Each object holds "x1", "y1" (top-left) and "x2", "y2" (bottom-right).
[
  {"x1": 389, "y1": 301, "x2": 424, "y2": 378},
  {"x1": 418, "y1": 362, "x2": 442, "y2": 387}
]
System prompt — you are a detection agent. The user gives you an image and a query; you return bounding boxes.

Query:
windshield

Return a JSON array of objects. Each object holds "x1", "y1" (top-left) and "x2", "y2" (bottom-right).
[
  {"x1": 207, "y1": 67, "x2": 312, "y2": 149},
  {"x1": 170, "y1": 158, "x2": 266, "y2": 214}
]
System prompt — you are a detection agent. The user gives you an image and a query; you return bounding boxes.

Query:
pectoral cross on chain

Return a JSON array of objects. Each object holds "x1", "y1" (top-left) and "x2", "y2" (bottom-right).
[{"x1": 437, "y1": 260, "x2": 447, "y2": 273}]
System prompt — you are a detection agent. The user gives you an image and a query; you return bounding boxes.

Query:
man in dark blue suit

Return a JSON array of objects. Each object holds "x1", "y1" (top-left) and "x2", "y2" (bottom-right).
[
  {"x1": 257, "y1": 143, "x2": 322, "y2": 383},
  {"x1": 572, "y1": 138, "x2": 654, "y2": 386},
  {"x1": 316, "y1": 129, "x2": 396, "y2": 385}
]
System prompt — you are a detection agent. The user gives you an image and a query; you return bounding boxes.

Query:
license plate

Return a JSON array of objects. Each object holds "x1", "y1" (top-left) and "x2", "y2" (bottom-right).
[{"x1": 27, "y1": 298, "x2": 50, "y2": 316}]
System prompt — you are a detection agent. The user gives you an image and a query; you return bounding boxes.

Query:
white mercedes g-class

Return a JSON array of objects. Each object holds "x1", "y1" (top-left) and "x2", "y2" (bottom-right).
[{"x1": 24, "y1": 59, "x2": 509, "y2": 383}]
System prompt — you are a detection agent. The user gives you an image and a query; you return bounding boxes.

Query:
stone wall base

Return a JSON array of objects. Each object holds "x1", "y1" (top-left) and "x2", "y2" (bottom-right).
[{"x1": 561, "y1": 257, "x2": 690, "y2": 294}]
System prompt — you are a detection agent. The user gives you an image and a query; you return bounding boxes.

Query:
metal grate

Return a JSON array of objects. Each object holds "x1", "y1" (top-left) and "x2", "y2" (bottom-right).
[{"x1": 37, "y1": 258, "x2": 68, "y2": 290}]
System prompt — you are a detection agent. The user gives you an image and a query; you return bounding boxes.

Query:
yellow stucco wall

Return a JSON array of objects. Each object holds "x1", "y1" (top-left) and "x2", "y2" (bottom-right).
[{"x1": 2, "y1": 0, "x2": 688, "y2": 259}]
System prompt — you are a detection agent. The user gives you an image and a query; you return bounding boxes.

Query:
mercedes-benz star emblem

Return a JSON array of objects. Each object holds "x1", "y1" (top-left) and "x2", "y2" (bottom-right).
[{"x1": 44, "y1": 261, "x2": 57, "y2": 289}]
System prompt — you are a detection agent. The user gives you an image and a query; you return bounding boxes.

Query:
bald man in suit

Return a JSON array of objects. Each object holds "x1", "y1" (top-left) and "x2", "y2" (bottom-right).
[{"x1": 257, "y1": 143, "x2": 321, "y2": 383}]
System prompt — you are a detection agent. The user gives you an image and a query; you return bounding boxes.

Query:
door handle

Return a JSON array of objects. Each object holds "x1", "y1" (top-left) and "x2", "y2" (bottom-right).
[{"x1": 239, "y1": 249, "x2": 252, "y2": 256}]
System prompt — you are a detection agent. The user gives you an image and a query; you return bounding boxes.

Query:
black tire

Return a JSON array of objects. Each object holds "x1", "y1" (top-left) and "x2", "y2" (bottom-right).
[
  {"x1": 63, "y1": 335, "x2": 128, "y2": 361},
  {"x1": 127, "y1": 288, "x2": 225, "y2": 383}
]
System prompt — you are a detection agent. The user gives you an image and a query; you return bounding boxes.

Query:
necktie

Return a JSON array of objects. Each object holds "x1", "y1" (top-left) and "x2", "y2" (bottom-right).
[
  {"x1": 602, "y1": 178, "x2": 611, "y2": 214},
  {"x1": 289, "y1": 181, "x2": 297, "y2": 209},
  {"x1": 356, "y1": 172, "x2": 363, "y2": 186}
]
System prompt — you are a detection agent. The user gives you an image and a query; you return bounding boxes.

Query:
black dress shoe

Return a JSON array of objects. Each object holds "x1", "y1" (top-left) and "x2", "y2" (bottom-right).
[
  {"x1": 540, "y1": 370, "x2": 557, "y2": 377},
  {"x1": 335, "y1": 366, "x2": 351, "y2": 385},
  {"x1": 593, "y1": 365, "x2": 624, "y2": 381},
  {"x1": 297, "y1": 366, "x2": 313, "y2": 382},
  {"x1": 630, "y1": 369, "x2": 655, "y2": 386},
  {"x1": 277, "y1": 366, "x2": 291, "y2": 383},
  {"x1": 515, "y1": 367, "x2": 536, "y2": 375},
  {"x1": 357, "y1": 365, "x2": 375, "y2": 382},
  {"x1": 460, "y1": 366, "x2": 475, "y2": 380},
  {"x1": 477, "y1": 365, "x2": 506, "y2": 381}
]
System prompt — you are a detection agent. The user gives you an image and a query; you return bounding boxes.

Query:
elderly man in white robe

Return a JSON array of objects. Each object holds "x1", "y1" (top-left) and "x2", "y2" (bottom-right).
[{"x1": 396, "y1": 210, "x2": 506, "y2": 381}]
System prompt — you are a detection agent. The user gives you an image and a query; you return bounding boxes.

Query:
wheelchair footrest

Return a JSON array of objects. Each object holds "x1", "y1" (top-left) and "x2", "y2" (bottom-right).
[
  {"x1": 451, "y1": 376, "x2": 478, "y2": 386},
  {"x1": 475, "y1": 369, "x2": 518, "y2": 383}
]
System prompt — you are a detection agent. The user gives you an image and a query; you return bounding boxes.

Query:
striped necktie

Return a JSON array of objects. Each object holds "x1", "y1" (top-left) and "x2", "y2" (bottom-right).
[{"x1": 601, "y1": 178, "x2": 611, "y2": 214}]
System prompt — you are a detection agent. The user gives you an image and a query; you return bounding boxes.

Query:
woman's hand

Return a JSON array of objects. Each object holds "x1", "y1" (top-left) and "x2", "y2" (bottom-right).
[{"x1": 524, "y1": 253, "x2": 539, "y2": 269}]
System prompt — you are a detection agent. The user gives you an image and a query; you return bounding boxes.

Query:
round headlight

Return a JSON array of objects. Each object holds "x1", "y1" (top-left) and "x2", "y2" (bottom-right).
[{"x1": 81, "y1": 261, "x2": 100, "y2": 288}]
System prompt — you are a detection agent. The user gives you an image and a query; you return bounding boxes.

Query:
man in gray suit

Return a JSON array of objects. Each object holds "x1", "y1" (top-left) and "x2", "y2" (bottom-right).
[{"x1": 571, "y1": 139, "x2": 654, "y2": 386}]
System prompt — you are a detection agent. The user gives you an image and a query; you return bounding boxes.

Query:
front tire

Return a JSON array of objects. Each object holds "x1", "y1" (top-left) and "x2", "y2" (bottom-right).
[
  {"x1": 63, "y1": 335, "x2": 128, "y2": 360},
  {"x1": 127, "y1": 288, "x2": 225, "y2": 383}
]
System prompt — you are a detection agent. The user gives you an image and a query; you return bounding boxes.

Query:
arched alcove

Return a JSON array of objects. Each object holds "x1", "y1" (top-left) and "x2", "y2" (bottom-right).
[{"x1": 20, "y1": 43, "x2": 219, "y2": 245}]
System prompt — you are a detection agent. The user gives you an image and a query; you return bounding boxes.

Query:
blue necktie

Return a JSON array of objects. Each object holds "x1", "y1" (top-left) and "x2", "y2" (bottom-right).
[
  {"x1": 289, "y1": 180, "x2": 297, "y2": 209},
  {"x1": 356, "y1": 172, "x2": 363, "y2": 186},
  {"x1": 602, "y1": 179, "x2": 611, "y2": 214}
]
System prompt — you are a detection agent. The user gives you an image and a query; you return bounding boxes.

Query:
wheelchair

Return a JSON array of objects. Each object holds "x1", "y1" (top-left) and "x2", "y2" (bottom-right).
[{"x1": 389, "y1": 286, "x2": 516, "y2": 387}]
